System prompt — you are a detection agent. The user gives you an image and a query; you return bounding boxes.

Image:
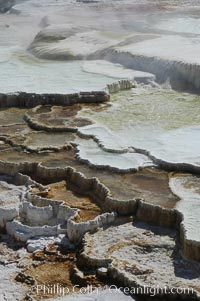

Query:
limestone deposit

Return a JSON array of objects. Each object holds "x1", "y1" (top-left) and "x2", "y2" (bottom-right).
[
  {"x1": 1, "y1": 0, "x2": 200, "y2": 300},
  {"x1": 82, "y1": 60, "x2": 155, "y2": 84},
  {"x1": 80, "y1": 222, "x2": 200, "y2": 299},
  {"x1": 29, "y1": 30, "x2": 127, "y2": 61},
  {"x1": 0, "y1": 98, "x2": 199, "y2": 264}
]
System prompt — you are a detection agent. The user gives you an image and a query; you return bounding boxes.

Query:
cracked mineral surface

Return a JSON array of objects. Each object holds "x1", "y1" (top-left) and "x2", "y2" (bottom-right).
[{"x1": 0, "y1": 0, "x2": 200, "y2": 301}]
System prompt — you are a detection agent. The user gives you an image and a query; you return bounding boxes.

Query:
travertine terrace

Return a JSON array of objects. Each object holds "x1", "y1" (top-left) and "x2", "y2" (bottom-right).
[
  {"x1": 0, "y1": 0, "x2": 200, "y2": 301},
  {"x1": 0, "y1": 88, "x2": 200, "y2": 300}
]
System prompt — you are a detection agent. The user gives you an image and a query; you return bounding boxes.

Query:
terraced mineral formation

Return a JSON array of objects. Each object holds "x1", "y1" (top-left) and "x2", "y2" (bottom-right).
[
  {"x1": 46, "y1": 181, "x2": 101, "y2": 222},
  {"x1": 0, "y1": 181, "x2": 25, "y2": 229},
  {"x1": 29, "y1": 21, "x2": 200, "y2": 92},
  {"x1": 170, "y1": 174, "x2": 200, "y2": 261},
  {"x1": 78, "y1": 88, "x2": 200, "y2": 172},
  {"x1": 0, "y1": 100, "x2": 198, "y2": 266},
  {"x1": 0, "y1": 95, "x2": 199, "y2": 258},
  {"x1": 29, "y1": 30, "x2": 129, "y2": 61},
  {"x1": 104, "y1": 35, "x2": 200, "y2": 91},
  {"x1": 1, "y1": 1, "x2": 200, "y2": 300},
  {"x1": 76, "y1": 138, "x2": 154, "y2": 172},
  {"x1": 80, "y1": 222, "x2": 200, "y2": 299},
  {"x1": 82, "y1": 60, "x2": 155, "y2": 84}
]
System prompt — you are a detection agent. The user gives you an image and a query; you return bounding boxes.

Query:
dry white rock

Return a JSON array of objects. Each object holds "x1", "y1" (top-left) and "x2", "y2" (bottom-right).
[{"x1": 81, "y1": 222, "x2": 200, "y2": 298}]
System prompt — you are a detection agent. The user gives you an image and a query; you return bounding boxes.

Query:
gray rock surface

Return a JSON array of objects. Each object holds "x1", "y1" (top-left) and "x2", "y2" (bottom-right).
[
  {"x1": 0, "y1": 181, "x2": 25, "y2": 228},
  {"x1": 0, "y1": 235, "x2": 29, "y2": 301},
  {"x1": 81, "y1": 222, "x2": 200, "y2": 298},
  {"x1": 0, "y1": 0, "x2": 14, "y2": 12}
]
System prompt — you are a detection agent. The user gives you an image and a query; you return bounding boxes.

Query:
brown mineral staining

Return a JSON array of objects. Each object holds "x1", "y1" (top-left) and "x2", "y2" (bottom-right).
[
  {"x1": 18, "y1": 244, "x2": 77, "y2": 299},
  {"x1": 0, "y1": 142, "x2": 179, "y2": 210},
  {"x1": 26, "y1": 261, "x2": 75, "y2": 299},
  {"x1": 24, "y1": 132, "x2": 76, "y2": 149},
  {"x1": 103, "y1": 168, "x2": 179, "y2": 208},
  {"x1": 0, "y1": 124, "x2": 30, "y2": 136},
  {"x1": 41, "y1": 149, "x2": 179, "y2": 209},
  {"x1": 46, "y1": 181, "x2": 101, "y2": 222},
  {"x1": 43, "y1": 156, "x2": 179, "y2": 209},
  {"x1": 0, "y1": 146, "x2": 75, "y2": 166},
  {"x1": 102, "y1": 169, "x2": 177, "y2": 208},
  {"x1": 0, "y1": 108, "x2": 28, "y2": 125},
  {"x1": 22, "y1": 244, "x2": 103, "y2": 300},
  {"x1": 29, "y1": 104, "x2": 93, "y2": 129},
  {"x1": 0, "y1": 141, "x2": 12, "y2": 151},
  {"x1": 52, "y1": 162, "x2": 178, "y2": 209}
]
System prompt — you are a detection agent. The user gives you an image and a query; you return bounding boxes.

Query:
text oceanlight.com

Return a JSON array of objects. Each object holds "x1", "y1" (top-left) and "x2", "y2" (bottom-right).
[{"x1": 33, "y1": 284, "x2": 195, "y2": 297}]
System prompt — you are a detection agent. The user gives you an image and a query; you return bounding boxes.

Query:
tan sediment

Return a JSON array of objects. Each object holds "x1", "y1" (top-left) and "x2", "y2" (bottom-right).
[
  {"x1": 46, "y1": 181, "x2": 101, "y2": 222},
  {"x1": 24, "y1": 104, "x2": 93, "y2": 133}
]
